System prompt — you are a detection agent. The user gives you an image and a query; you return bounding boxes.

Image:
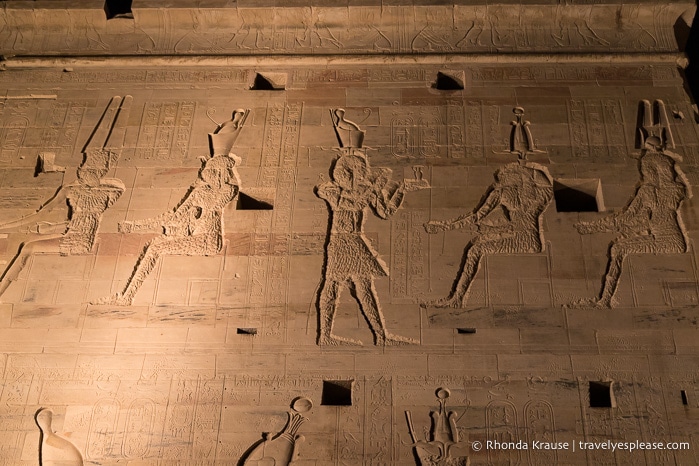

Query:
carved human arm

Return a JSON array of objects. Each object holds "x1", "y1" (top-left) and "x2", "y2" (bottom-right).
[
  {"x1": 372, "y1": 176, "x2": 406, "y2": 220},
  {"x1": 0, "y1": 186, "x2": 69, "y2": 232},
  {"x1": 119, "y1": 211, "x2": 174, "y2": 234},
  {"x1": 315, "y1": 181, "x2": 340, "y2": 210},
  {"x1": 424, "y1": 188, "x2": 500, "y2": 234},
  {"x1": 575, "y1": 187, "x2": 645, "y2": 235}
]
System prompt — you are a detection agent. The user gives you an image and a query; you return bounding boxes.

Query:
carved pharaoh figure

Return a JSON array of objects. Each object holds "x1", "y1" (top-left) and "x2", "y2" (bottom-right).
[
  {"x1": 0, "y1": 96, "x2": 130, "y2": 300},
  {"x1": 574, "y1": 100, "x2": 691, "y2": 308},
  {"x1": 424, "y1": 107, "x2": 553, "y2": 308},
  {"x1": 317, "y1": 109, "x2": 428, "y2": 346},
  {"x1": 97, "y1": 109, "x2": 249, "y2": 306}
]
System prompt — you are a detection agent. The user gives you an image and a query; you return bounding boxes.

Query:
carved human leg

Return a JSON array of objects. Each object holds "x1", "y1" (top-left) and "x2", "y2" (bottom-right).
[
  {"x1": 427, "y1": 234, "x2": 536, "y2": 308},
  {"x1": 597, "y1": 236, "x2": 684, "y2": 307},
  {"x1": 97, "y1": 235, "x2": 210, "y2": 306},
  {"x1": 352, "y1": 277, "x2": 417, "y2": 345},
  {"x1": 427, "y1": 241, "x2": 485, "y2": 309},
  {"x1": 317, "y1": 278, "x2": 362, "y2": 346},
  {"x1": 0, "y1": 236, "x2": 62, "y2": 300}
]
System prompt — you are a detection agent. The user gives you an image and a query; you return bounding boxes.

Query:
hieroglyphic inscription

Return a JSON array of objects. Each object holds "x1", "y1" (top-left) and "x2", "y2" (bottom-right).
[
  {"x1": 0, "y1": 116, "x2": 28, "y2": 163},
  {"x1": 642, "y1": 378, "x2": 673, "y2": 464},
  {"x1": 0, "y1": 99, "x2": 36, "y2": 164},
  {"x1": 471, "y1": 65, "x2": 653, "y2": 83},
  {"x1": 602, "y1": 100, "x2": 627, "y2": 157},
  {"x1": 391, "y1": 114, "x2": 415, "y2": 158},
  {"x1": 392, "y1": 107, "x2": 454, "y2": 158},
  {"x1": 391, "y1": 211, "x2": 409, "y2": 298},
  {"x1": 418, "y1": 111, "x2": 442, "y2": 157},
  {"x1": 163, "y1": 379, "x2": 197, "y2": 460},
  {"x1": 248, "y1": 256, "x2": 269, "y2": 306},
  {"x1": 524, "y1": 400, "x2": 557, "y2": 464},
  {"x1": 613, "y1": 381, "x2": 646, "y2": 464},
  {"x1": 135, "y1": 101, "x2": 195, "y2": 160},
  {"x1": 368, "y1": 68, "x2": 427, "y2": 83},
  {"x1": 568, "y1": 99, "x2": 628, "y2": 158},
  {"x1": 409, "y1": 210, "x2": 429, "y2": 297},
  {"x1": 486, "y1": 400, "x2": 520, "y2": 465},
  {"x1": 568, "y1": 100, "x2": 589, "y2": 158},
  {"x1": 87, "y1": 399, "x2": 120, "y2": 460},
  {"x1": 485, "y1": 104, "x2": 503, "y2": 151},
  {"x1": 269, "y1": 103, "x2": 302, "y2": 306},
  {"x1": 123, "y1": 398, "x2": 156, "y2": 459},
  {"x1": 446, "y1": 100, "x2": 466, "y2": 158},
  {"x1": 39, "y1": 101, "x2": 86, "y2": 157},
  {"x1": 192, "y1": 379, "x2": 223, "y2": 459},
  {"x1": 465, "y1": 101, "x2": 484, "y2": 158},
  {"x1": 248, "y1": 104, "x2": 302, "y2": 308},
  {"x1": 365, "y1": 377, "x2": 392, "y2": 464}
]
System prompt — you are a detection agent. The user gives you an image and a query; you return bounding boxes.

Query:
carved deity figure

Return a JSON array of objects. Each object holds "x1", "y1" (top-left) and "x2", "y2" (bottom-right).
[
  {"x1": 575, "y1": 100, "x2": 691, "y2": 308},
  {"x1": 0, "y1": 96, "x2": 130, "y2": 300},
  {"x1": 36, "y1": 408, "x2": 84, "y2": 466},
  {"x1": 405, "y1": 388, "x2": 470, "y2": 466},
  {"x1": 424, "y1": 161, "x2": 553, "y2": 308},
  {"x1": 425, "y1": 107, "x2": 552, "y2": 308},
  {"x1": 317, "y1": 109, "x2": 428, "y2": 346},
  {"x1": 97, "y1": 110, "x2": 248, "y2": 306}
]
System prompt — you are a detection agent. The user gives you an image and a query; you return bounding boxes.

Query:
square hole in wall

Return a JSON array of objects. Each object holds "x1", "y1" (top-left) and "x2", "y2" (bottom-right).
[
  {"x1": 589, "y1": 381, "x2": 616, "y2": 408},
  {"x1": 104, "y1": 0, "x2": 133, "y2": 19},
  {"x1": 682, "y1": 390, "x2": 689, "y2": 406},
  {"x1": 322, "y1": 380, "x2": 353, "y2": 406},
  {"x1": 250, "y1": 72, "x2": 287, "y2": 90},
  {"x1": 237, "y1": 192, "x2": 274, "y2": 210},
  {"x1": 433, "y1": 71, "x2": 465, "y2": 90},
  {"x1": 554, "y1": 179, "x2": 605, "y2": 212}
]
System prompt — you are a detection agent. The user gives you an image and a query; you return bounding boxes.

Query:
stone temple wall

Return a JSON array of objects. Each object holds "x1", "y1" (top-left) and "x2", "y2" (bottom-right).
[{"x1": 0, "y1": 2, "x2": 698, "y2": 465}]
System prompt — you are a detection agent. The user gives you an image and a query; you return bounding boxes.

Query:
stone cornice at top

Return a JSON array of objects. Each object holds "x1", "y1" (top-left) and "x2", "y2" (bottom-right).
[{"x1": 0, "y1": 2, "x2": 695, "y2": 57}]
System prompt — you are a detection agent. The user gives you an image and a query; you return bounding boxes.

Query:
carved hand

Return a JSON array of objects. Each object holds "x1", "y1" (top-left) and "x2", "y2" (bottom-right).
[
  {"x1": 404, "y1": 178, "x2": 430, "y2": 192},
  {"x1": 118, "y1": 221, "x2": 134, "y2": 234},
  {"x1": 574, "y1": 222, "x2": 594, "y2": 235},
  {"x1": 424, "y1": 221, "x2": 447, "y2": 234}
]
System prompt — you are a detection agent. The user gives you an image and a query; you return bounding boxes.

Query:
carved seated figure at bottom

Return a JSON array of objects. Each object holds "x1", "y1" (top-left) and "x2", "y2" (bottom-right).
[
  {"x1": 95, "y1": 154, "x2": 241, "y2": 306},
  {"x1": 423, "y1": 161, "x2": 553, "y2": 308}
]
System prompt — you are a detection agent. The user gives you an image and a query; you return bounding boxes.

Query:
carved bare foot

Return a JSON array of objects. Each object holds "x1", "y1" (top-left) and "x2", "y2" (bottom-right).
[
  {"x1": 379, "y1": 333, "x2": 419, "y2": 346},
  {"x1": 565, "y1": 297, "x2": 611, "y2": 309},
  {"x1": 318, "y1": 334, "x2": 363, "y2": 346},
  {"x1": 92, "y1": 292, "x2": 133, "y2": 306},
  {"x1": 421, "y1": 296, "x2": 462, "y2": 308}
]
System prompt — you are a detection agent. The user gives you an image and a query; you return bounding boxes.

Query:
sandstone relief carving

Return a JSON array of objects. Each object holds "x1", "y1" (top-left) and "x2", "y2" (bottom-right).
[
  {"x1": 574, "y1": 100, "x2": 692, "y2": 308},
  {"x1": 404, "y1": 387, "x2": 470, "y2": 466},
  {"x1": 97, "y1": 109, "x2": 248, "y2": 306},
  {"x1": 424, "y1": 107, "x2": 553, "y2": 308},
  {"x1": 240, "y1": 397, "x2": 312, "y2": 466},
  {"x1": 0, "y1": 95, "x2": 131, "y2": 300},
  {"x1": 36, "y1": 408, "x2": 84, "y2": 466},
  {"x1": 317, "y1": 109, "x2": 429, "y2": 345}
]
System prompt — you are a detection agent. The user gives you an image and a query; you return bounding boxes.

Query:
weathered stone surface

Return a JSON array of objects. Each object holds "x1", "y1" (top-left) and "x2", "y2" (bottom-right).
[{"x1": 0, "y1": 1, "x2": 698, "y2": 464}]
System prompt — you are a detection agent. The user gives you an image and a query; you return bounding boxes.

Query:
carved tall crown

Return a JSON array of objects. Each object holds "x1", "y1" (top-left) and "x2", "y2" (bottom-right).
[
  {"x1": 330, "y1": 108, "x2": 365, "y2": 149},
  {"x1": 636, "y1": 99, "x2": 675, "y2": 151},
  {"x1": 209, "y1": 108, "x2": 249, "y2": 156}
]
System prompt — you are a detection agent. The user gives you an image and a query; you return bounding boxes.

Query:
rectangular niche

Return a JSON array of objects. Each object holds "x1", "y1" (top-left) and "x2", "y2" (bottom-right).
[
  {"x1": 554, "y1": 178, "x2": 605, "y2": 212},
  {"x1": 589, "y1": 381, "x2": 616, "y2": 408},
  {"x1": 322, "y1": 380, "x2": 354, "y2": 406}
]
